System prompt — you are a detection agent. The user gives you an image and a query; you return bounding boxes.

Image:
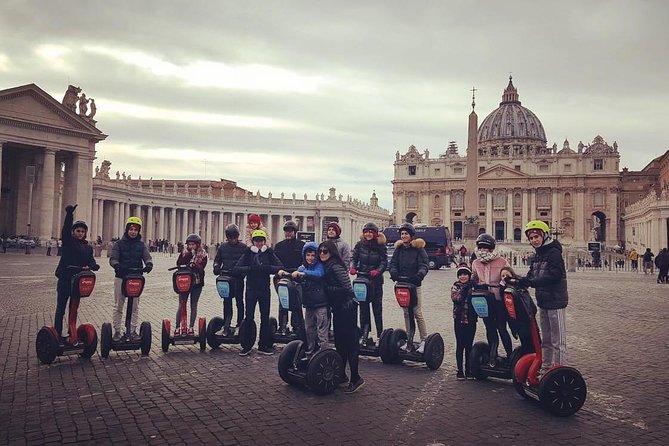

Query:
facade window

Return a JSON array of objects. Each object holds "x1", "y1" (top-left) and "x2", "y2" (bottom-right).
[
  {"x1": 564, "y1": 192, "x2": 572, "y2": 207},
  {"x1": 539, "y1": 164, "x2": 549, "y2": 172},
  {"x1": 453, "y1": 191, "x2": 463, "y2": 208},
  {"x1": 479, "y1": 166, "x2": 486, "y2": 173},
  {"x1": 408, "y1": 165, "x2": 417, "y2": 176},
  {"x1": 479, "y1": 193, "x2": 486, "y2": 208},
  {"x1": 564, "y1": 164, "x2": 572, "y2": 172},
  {"x1": 538, "y1": 190, "x2": 550, "y2": 207},
  {"x1": 513, "y1": 192, "x2": 522, "y2": 208},
  {"x1": 454, "y1": 167, "x2": 463, "y2": 175},
  {"x1": 632, "y1": 227, "x2": 635, "y2": 236},
  {"x1": 540, "y1": 212, "x2": 548, "y2": 217},
  {"x1": 514, "y1": 165, "x2": 521, "y2": 171},
  {"x1": 434, "y1": 168, "x2": 441, "y2": 175},
  {"x1": 594, "y1": 159, "x2": 603, "y2": 170},
  {"x1": 494, "y1": 191, "x2": 505, "y2": 207},
  {"x1": 514, "y1": 212, "x2": 521, "y2": 217},
  {"x1": 593, "y1": 190, "x2": 604, "y2": 207},
  {"x1": 434, "y1": 195, "x2": 441, "y2": 208}
]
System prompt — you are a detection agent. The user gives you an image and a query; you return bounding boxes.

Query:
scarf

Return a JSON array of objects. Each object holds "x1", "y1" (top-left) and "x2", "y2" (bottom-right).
[{"x1": 474, "y1": 248, "x2": 498, "y2": 264}]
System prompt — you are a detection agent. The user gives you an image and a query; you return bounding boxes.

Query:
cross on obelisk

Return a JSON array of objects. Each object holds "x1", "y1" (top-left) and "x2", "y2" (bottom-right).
[{"x1": 471, "y1": 86, "x2": 477, "y2": 110}]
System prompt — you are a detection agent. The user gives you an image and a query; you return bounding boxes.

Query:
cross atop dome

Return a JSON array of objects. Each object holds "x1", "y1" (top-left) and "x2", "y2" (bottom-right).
[{"x1": 501, "y1": 75, "x2": 520, "y2": 105}]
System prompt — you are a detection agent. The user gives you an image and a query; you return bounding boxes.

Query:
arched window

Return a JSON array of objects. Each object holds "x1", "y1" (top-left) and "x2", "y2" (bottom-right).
[
  {"x1": 479, "y1": 193, "x2": 486, "y2": 208},
  {"x1": 514, "y1": 192, "x2": 522, "y2": 208},
  {"x1": 407, "y1": 192, "x2": 417, "y2": 209},
  {"x1": 453, "y1": 191, "x2": 463, "y2": 208},
  {"x1": 564, "y1": 192, "x2": 572, "y2": 207}
]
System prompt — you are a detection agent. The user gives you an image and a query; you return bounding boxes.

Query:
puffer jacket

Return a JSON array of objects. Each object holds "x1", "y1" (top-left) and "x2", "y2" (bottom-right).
[
  {"x1": 526, "y1": 239, "x2": 569, "y2": 309},
  {"x1": 471, "y1": 255, "x2": 510, "y2": 301},
  {"x1": 213, "y1": 240, "x2": 247, "y2": 275},
  {"x1": 55, "y1": 211, "x2": 98, "y2": 280},
  {"x1": 351, "y1": 233, "x2": 387, "y2": 283},
  {"x1": 109, "y1": 232, "x2": 153, "y2": 278},
  {"x1": 274, "y1": 237, "x2": 305, "y2": 271},
  {"x1": 388, "y1": 238, "x2": 429, "y2": 286},
  {"x1": 323, "y1": 258, "x2": 355, "y2": 310},
  {"x1": 297, "y1": 242, "x2": 328, "y2": 309}
]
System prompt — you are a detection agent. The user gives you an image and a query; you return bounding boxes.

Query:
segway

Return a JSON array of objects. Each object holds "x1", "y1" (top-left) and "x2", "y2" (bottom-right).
[
  {"x1": 277, "y1": 340, "x2": 344, "y2": 395},
  {"x1": 269, "y1": 275, "x2": 305, "y2": 344},
  {"x1": 100, "y1": 268, "x2": 152, "y2": 358},
  {"x1": 506, "y1": 279, "x2": 587, "y2": 417},
  {"x1": 36, "y1": 266, "x2": 98, "y2": 364},
  {"x1": 352, "y1": 272, "x2": 391, "y2": 357},
  {"x1": 161, "y1": 265, "x2": 207, "y2": 352},
  {"x1": 468, "y1": 285, "x2": 532, "y2": 380},
  {"x1": 206, "y1": 271, "x2": 256, "y2": 351},
  {"x1": 379, "y1": 278, "x2": 444, "y2": 370}
]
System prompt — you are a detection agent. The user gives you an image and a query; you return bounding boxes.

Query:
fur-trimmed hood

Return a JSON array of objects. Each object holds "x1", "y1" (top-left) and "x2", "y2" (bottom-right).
[
  {"x1": 359, "y1": 233, "x2": 386, "y2": 245},
  {"x1": 394, "y1": 238, "x2": 425, "y2": 249}
]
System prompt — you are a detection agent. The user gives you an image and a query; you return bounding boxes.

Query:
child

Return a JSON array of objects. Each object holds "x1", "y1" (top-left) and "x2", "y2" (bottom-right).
[
  {"x1": 109, "y1": 216, "x2": 153, "y2": 341},
  {"x1": 499, "y1": 266, "x2": 517, "y2": 287},
  {"x1": 292, "y1": 241, "x2": 328, "y2": 354},
  {"x1": 54, "y1": 204, "x2": 100, "y2": 340},
  {"x1": 175, "y1": 233, "x2": 208, "y2": 335},
  {"x1": 213, "y1": 224, "x2": 248, "y2": 332},
  {"x1": 243, "y1": 214, "x2": 271, "y2": 246},
  {"x1": 451, "y1": 263, "x2": 477, "y2": 380}
]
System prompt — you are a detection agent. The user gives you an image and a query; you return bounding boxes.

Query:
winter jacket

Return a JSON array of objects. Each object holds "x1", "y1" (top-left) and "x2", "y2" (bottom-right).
[
  {"x1": 213, "y1": 240, "x2": 247, "y2": 275},
  {"x1": 642, "y1": 250, "x2": 654, "y2": 262},
  {"x1": 243, "y1": 224, "x2": 271, "y2": 247},
  {"x1": 274, "y1": 237, "x2": 305, "y2": 272},
  {"x1": 471, "y1": 255, "x2": 510, "y2": 301},
  {"x1": 351, "y1": 233, "x2": 387, "y2": 283},
  {"x1": 233, "y1": 245, "x2": 283, "y2": 294},
  {"x1": 296, "y1": 242, "x2": 328, "y2": 309},
  {"x1": 451, "y1": 280, "x2": 478, "y2": 325},
  {"x1": 656, "y1": 250, "x2": 669, "y2": 269},
  {"x1": 328, "y1": 237, "x2": 352, "y2": 266},
  {"x1": 177, "y1": 247, "x2": 208, "y2": 288},
  {"x1": 323, "y1": 258, "x2": 356, "y2": 310},
  {"x1": 109, "y1": 232, "x2": 152, "y2": 278},
  {"x1": 526, "y1": 239, "x2": 569, "y2": 310},
  {"x1": 388, "y1": 238, "x2": 429, "y2": 286},
  {"x1": 55, "y1": 210, "x2": 98, "y2": 280}
]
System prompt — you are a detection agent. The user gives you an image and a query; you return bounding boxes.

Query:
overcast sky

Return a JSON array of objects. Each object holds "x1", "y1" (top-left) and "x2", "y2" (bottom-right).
[{"x1": 1, "y1": 0, "x2": 667, "y2": 209}]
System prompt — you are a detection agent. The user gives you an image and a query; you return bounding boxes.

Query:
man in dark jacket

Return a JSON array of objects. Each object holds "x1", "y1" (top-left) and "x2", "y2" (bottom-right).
[
  {"x1": 109, "y1": 216, "x2": 153, "y2": 341},
  {"x1": 273, "y1": 221, "x2": 305, "y2": 337},
  {"x1": 519, "y1": 220, "x2": 568, "y2": 375},
  {"x1": 213, "y1": 224, "x2": 247, "y2": 329}
]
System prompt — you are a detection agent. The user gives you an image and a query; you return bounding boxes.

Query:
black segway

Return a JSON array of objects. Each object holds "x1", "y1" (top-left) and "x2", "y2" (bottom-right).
[
  {"x1": 277, "y1": 340, "x2": 344, "y2": 395},
  {"x1": 161, "y1": 265, "x2": 207, "y2": 352},
  {"x1": 269, "y1": 275, "x2": 305, "y2": 344},
  {"x1": 206, "y1": 271, "x2": 256, "y2": 351},
  {"x1": 468, "y1": 285, "x2": 532, "y2": 380},
  {"x1": 36, "y1": 266, "x2": 98, "y2": 364},
  {"x1": 505, "y1": 280, "x2": 587, "y2": 416},
  {"x1": 100, "y1": 268, "x2": 152, "y2": 358},
  {"x1": 352, "y1": 272, "x2": 391, "y2": 357},
  {"x1": 379, "y1": 278, "x2": 444, "y2": 370}
]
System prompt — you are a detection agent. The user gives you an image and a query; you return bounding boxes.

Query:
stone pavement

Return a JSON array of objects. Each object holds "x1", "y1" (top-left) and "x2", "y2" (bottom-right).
[{"x1": 0, "y1": 252, "x2": 668, "y2": 445}]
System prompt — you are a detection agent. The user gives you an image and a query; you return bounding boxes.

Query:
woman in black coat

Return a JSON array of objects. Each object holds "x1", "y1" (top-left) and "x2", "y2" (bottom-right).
[{"x1": 320, "y1": 240, "x2": 364, "y2": 393}]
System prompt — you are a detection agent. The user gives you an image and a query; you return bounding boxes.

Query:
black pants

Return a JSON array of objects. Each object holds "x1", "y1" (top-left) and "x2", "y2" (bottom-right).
[
  {"x1": 333, "y1": 305, "x2": 360, "y2": 382},
  {"x1": 54, "y1": 278, "x2": 71, "y2": 336},
  {"x1": 223, "y1": 279, "x2": 245, "y2": 326},
  {"x1": 359, "y1": 283, "x2": 383, "y2": 338},
  {"x1": 245, "y1": 289, "x2": 272, "y2": 349},
  {"x1": 493, "y1": 299, "x2": 514, "y2": 357},
  {"x1": 454, "y1": 321, "x2": 477, "y2": 372}
]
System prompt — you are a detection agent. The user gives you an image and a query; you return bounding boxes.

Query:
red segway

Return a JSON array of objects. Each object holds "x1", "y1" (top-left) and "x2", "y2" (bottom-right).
[
  {"x1": 379, "y1": 278, "x2": 444, "y2": 370},
  {"x1": 161, "y1": 265, "x2": 206, "y2": 352},
  {"x1": 506, "y1": 279, "x2": 587, "y2": 417},
  {"x1": 36, "y1": 266, "x2": 98, "y2": 364},
  {"x1": 100, "y1": 268, "x2": 152, "y2": 357}
]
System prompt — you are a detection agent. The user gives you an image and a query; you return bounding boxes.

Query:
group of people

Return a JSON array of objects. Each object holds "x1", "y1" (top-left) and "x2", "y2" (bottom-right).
[{"x1": 634, "y1": 247, "x2": 669, "y2": 283}]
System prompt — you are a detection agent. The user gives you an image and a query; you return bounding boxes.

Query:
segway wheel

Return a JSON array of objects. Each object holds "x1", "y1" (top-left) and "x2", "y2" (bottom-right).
[
  {"x1": 78, "y1": 324, "x2": 98, "y2": 359},
  {"x1": 206, "y1": 316, "x2": 225, "y2": 349},
  {"x1": 378, "y1": 328, "x2": 394, "y2": 364},
  {"x1": 387, "y1": 329, "x2": 407, "y2": 364},
  {"x1": 306, "y1": 348, "x2": 344, "y2": 396},
  {"x1": 269, "y1": 316, "x2": 278, "y2": 334},
  {"x1": 423, "y1": 333, "x2": 444, "y2": 370},
  {"x1": 36, "y1": 326, "x2": 60, "y2": 365},
  {"x1": 238, "y1": 319, "x2": 257, "y2": 351},
  {"x1": 538, "y1": 367, "x2": 587, "y2": 417},
  {"x1": 469, "y1": 342, "x2": 490, "y2": 380},
  {"x1": 101, "y1": 322, "x2": 112, "y2": 358},
  {"x1": 278, "y1": 340, "x2": 303, "y2": 385},
  {"x1": 198, "y1": 317, "x2": 207, "y2": 351},
  {"x1": 161, "y1": 319, "x2": 170, "y2": 353},
  {"x1": 139, "y1": 321, "x2": 152, "y2": 356}
]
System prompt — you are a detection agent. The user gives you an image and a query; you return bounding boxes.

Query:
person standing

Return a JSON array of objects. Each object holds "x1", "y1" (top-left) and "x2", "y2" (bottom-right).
[
  {"x1": 656, "y1": 248, "x2": 669, "y2": 284},
  {"x1": 629, "y1": 248, "x2": 639, "y2": 272},
  {"x1": 642, "y1": 248, "x2": 655, "y2": 275},
  {"x1": 451, "y1": 263, "x2": 478, "y2": 380},
  {"x1": 212, "y1": 224, "x2": 248, "y2": 332},
  {"x1": 175, "y1": 234, "x2": 208, "y2": 335},
  {"x1": 274, "y1": 221, "x2": 306, "y2": 338},
  {"x1": 325, "y1": 222, "x2": 351, "y2": 266},
  {"x1": 46, "y1": 238, "x2": 53, "y2": 256}
]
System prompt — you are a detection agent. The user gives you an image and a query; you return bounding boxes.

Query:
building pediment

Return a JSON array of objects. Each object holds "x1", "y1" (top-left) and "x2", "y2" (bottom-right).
[
  {"x1": 0, "y1": 83, "x2": 106, "y2": 140},
  {"x1": 479, "y1": 164, "x2": 530, "y2": 179}
]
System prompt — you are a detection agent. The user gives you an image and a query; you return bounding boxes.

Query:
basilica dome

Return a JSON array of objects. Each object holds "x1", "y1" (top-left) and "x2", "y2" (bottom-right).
[{"x1": 477, "y1": 77, "x2": 547, "y2": 145}]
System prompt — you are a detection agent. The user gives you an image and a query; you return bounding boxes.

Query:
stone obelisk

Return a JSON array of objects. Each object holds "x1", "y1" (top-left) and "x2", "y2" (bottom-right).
[{"x1": 463, "y1": 87, "x2": 480, "y2": 240}]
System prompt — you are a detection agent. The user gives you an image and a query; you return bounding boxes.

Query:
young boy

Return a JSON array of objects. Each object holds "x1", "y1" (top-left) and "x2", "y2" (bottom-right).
[
  {"x1": 212, "y1": 224, "x2": 247, "y2": 332},
  {"x1": 450, "y1": 263, "x2": 477, "y2": 380},
  {"x1": 243, "y1": 214, "x2": 271, "y2": 246},
  {"x1": 109, "y1": 216, "x2": 153, "y2": 341},
  {"x1": 292, "y1": 241, "x2": 328, "y2": 354},
  {"x1": 518, "y1": 220, "x2": 569, "y2": 375},
  {"x1": 234, "y1": 230, "x2": 283, "y2": 355},
  {"x1": 175, "y1": 233, "x2": 208, "y2": 335}
]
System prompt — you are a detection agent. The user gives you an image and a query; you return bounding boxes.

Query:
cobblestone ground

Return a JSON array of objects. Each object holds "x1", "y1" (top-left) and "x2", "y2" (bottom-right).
[{"x1": 0, "y1": 251, "x2": 668, "y2": 445}]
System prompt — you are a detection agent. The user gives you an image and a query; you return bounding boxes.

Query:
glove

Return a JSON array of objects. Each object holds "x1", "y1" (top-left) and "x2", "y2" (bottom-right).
[
  {"x1": 517, "y1": 277, "x2": 531, "y2": 288},
  {"x1": 143, "y1": 264, "x2": 153, "y2": 273},
  {"x1": 213, "y1": 267, "x2": 221, "y2": 276},
  {"x1": 349, "y1": 268, "x2": 357, "y2": 275},
  {"x1": 369, "y1": 270, "x2": 380, "y2": 279},
  {"x1": 90, "y1": 264, "x2": 100, "y2": 271},
  {"x1": 65, "y1": 204, "x2": 77, "y2": 214}
]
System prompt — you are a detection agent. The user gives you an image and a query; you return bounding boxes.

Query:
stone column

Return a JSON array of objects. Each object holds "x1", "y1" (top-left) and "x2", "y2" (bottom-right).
[
  {"x1": 97, "y1": 199, "x2": 104, "y2": 240},
  {"x1": 91, "y1": 198, "x2": 99, "y2": 241},
  {"x1": 486, "y1": 189, "x2": 493, "y2": 234},
  {"x1": 443, "y1": 192, "x2": 451, "y2": 231},
  {"x1": 181, "y1": 209, "x2": 188, "y2": 241},
  {"x1": 113, "y1": 201, "x2": 120, "y2": 239},
  {"x1": 170, "y1": 207, "x2": 177, "y2": 243},
  {"x1": 217, "y1": 212, "x2": 225, "y2": 243},
  {"x1": 552, "y1": 189, "x2": 560, "y2": 225},
  {"x1": 395, "y1": 191, "x2": 405, "y2": 225},
  {"x1": 506, "y1": 190, "x2": 514, "y2": 241},
  {"x1": 0, "y1": 142, "x2": 3, "y2": 212},
  {"x1": 39, "y1": 148, "x2": 56, "y2": 240},
  {"x1": 529, "y1": 189, "x2": 536, "y2": 221},
  {"x1": 522, "y1": 189, "x2": 529, "y2": 226},
  {"x1": 194, "y1": 210, "x2": 201, "y2": 236},
  {"x1": 609, "y1": 187, "x2": 618, "y2": 244},
  {"x1": 575, "y1": 188, "x2": 585, "y2": 243},
  {"x1": 158, "y1": 206, "x2": 165, "y2": 240},
  {"x1": 205, "y1": 211, "x2": 213, "y2": 245},
  {"x1": 422, "y1": 191, "x2": 430, "y2": 224},
  {"x1": 146, "y1": 205, "x2": 154, "y2": 242}
]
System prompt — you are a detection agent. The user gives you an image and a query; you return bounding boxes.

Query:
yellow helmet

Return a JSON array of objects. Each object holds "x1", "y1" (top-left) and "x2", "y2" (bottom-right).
[
  {"x1": 524, "y1": 220, "x2": 549, "y2": 237},
  {"x1": 126, "y1": 216, "x2": 142, "y2": 228},
  {"x1": 251, "y1": 229, "x2": 267, "y2": 240}
]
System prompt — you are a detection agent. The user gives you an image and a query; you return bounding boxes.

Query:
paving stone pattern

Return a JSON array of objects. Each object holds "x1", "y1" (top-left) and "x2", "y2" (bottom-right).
[{"x1": 0, "y1": 252, "x2": 668, "y2": 445}]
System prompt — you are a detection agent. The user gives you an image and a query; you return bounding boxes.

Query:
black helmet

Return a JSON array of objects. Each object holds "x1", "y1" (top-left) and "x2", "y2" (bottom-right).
[
  {"x1": 186, "y1": 233, "x2": 202, "y2": 244},
  {"x1": 283, "y1": 221, "x2": 298, "y2": 232},
  {"x1": 224, "y1": 224, "x2": 240, "y2": 239},
  {"x1": 399, "y1": 223, "x2": 415, "y2": 237},
  {"x1": 476, "y1": 233, "x2": 496, "y2": 249},
  {"x1": 363, "y1": 222, "x2": 379, "y2": 233},
  {"x1": 72, "y1": 220, "x2": 88, "y2": 231}
]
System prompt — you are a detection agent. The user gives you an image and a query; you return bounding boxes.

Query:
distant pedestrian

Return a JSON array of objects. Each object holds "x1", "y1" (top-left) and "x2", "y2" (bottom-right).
[
  {"x1": 629, "y1": 248, "x2": 639, "y2": 271},
  {"x1": 642, "y1": 248, "x2": 655, "y2": 274},
  {"x1": 655, "y1": 248, "x2": 669, "y2": 284},
  {"x1": 46, "y1": 238, "x2": 53, "y2": 256}
]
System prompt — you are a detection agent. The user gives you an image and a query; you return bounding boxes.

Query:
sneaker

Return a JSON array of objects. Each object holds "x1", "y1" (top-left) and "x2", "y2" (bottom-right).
[
  {"x1": 239, "y1": 346, "x2": 252, "y2": 356},
  {"x1": 187, "y1": 327, "x2": 194, "y2": 336},
  {"x1": 456, "y1": 371, "x2": 465, "y2": 380},
  {"x1": 258, "y1": 346, "x2": 274, "y2": 355},
  {"x1": 112, "y1": 332, "x2": 122, "y2": 342},
  {"x1": 339, "y1": 373, "x2": 350, "y2": 385},
  {"x1": 488, "y1": 358, "x2": 497, "y2": 368},
  {"x1": 465, "y1": 371, "x2": 476, "y2": 380},
  {"x1": 173, "y1": 328, "x2": 181, "y2": 337},
  {"x1": 344, "y1": 377, "x2": 365, "y2": 394},
  {"x1": 129, "y1": 332, "x2": 140, "y2": 342},
  {"x1": 417, "y1": 341, "x2": 425, "y2": 354}
]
